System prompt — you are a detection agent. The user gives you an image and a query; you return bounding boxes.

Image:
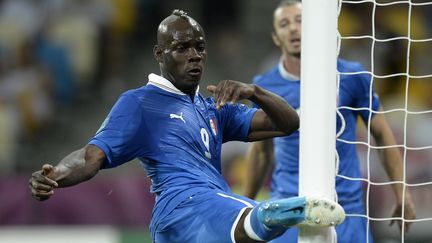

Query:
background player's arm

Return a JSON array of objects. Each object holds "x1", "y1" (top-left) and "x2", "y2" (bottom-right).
[
  {"x1": 29, "y1": 144, "x2": 105, "y2": 201},
  {"x1": 244, "y1": 139, "x2": 274, "y2": 199},
  {"x1": 207, "y1": 81, "x2": 299, "y2": 141},
  {"x1": 370, "y1": 108, "x2": 416, "y2": 232}
]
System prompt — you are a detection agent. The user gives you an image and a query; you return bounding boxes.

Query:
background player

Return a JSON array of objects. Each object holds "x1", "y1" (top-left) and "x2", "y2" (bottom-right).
[
  {"x1": 244, "y1": 1, "x2": 416, "y2": 242},
  {"x1": 28, "y1": 9, "x2": 345, "y2": 243}
]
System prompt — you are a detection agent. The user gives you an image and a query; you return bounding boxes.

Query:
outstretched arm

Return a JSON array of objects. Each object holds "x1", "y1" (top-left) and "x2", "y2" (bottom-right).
[
  {"x1": 29, "y1": 144, "x2": 105, "y2": 201},
  {"x1": 244, "y1": 139, "x2": 274, "y2": 199},
  {"x1": 207, "y1": 81, "x2": 299, "y2": 141},
  {"x1": 370, "y1": 110, "x2": 416, "y2": 233}
]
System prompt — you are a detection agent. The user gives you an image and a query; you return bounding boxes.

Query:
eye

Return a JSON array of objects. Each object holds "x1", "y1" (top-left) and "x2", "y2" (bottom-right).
[
  {"x1": 175, "y1": 45, "x2": 186, "y2": 52},
  {"x1": 197, "y1": 44, "x2": 206, "y2": 52},
  {"x1": 279, "y1": 22, "x2": 289, "y2": 28},
  {"x1": 279, "y1": 20, "x2": 289, "y2": 28}
]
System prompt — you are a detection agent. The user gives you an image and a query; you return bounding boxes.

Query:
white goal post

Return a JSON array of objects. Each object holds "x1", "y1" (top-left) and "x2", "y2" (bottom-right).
[
  {"x1": 298, "y1": 0, "x2": 339, "y2": 242},
  {"x1": 298, "y1": 0, "x2": 432, "y2": 242}
]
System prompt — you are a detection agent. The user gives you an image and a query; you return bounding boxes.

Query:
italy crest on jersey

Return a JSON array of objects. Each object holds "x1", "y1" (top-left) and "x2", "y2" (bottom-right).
[{"x1": 209, "y1": 117, "x2": 218, "y2": 136}]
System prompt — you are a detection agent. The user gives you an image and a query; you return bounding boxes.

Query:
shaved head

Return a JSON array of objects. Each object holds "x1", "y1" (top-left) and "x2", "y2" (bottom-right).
[{"x1": 157, "y1": 10, "x2": 204, "y2": 47}]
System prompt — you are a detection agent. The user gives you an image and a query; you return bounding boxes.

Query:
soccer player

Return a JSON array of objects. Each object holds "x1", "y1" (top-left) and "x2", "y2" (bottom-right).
[
  {"x1": 28, "y1": 10, "x2": 345, "y2": 243},
  {"x1": 244, "y1": 1, "x2": 416, "y2": 242}
]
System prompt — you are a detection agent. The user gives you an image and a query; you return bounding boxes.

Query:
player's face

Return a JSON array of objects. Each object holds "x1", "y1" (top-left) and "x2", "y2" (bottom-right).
[
  {"x1": 272, "y1": 3, "x2": 302, "y2": 58},
  {"x1": 159, "y1": 20, "x2": 207, "y2": 94}
]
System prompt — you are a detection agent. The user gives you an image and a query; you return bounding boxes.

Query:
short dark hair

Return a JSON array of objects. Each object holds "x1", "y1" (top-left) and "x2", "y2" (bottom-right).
[{"x1": 278, "y1": 0, "x2": 301, "y2": 8}]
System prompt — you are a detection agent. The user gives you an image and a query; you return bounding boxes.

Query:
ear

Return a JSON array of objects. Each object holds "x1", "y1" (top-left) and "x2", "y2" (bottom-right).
[
  {"x1": 153, "y1": 45, "x2": 163, "y2": 63},
  {"x1": 271, "y1": 32, "x2": 281, "y2": 47}
]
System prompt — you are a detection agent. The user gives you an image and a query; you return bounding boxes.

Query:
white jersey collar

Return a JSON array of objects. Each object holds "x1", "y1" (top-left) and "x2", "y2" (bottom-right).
[
  {"x1": 148, "y1": 73, "x2": 199, "y2": 96},
  {"x1": 278, "y1": 59, "x2": 300, "y2": 82}
]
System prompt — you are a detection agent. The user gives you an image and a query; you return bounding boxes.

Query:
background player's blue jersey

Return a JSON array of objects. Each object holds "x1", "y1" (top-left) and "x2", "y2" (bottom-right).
[
  {"x1": 253, "y1": 59, "x2": 380, "y2": 214},
  {"x1": 89, "y1": 74, "x2": 257, "y2": 235}
]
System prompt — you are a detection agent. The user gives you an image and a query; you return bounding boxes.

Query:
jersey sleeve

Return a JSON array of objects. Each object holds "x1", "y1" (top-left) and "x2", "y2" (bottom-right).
[
  {"x1": 351, "y1": 63, "x2": 381, "y2": 122},
  {"x1": 220, "y1": 103, "x2": 258, "y2": 143},
  {"x1": 88, "y1": 93, "x2": 143, "y2": 169}
]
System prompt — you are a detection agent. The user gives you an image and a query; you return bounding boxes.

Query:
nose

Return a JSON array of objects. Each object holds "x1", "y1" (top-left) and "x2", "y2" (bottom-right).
[
  {"x1": 188, "y1": 48, "x2": 202, "y2": 62},
  {"x1": 289, "y1": 23, "x2": 300, "y2": 33}
]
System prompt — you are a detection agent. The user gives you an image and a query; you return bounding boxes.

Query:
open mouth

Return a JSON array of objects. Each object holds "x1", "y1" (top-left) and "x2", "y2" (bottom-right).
[
  {"x1": 187, "y1": 67, "x2": 202, "y2": 76},
  {"x1": 291, "y1": 38, "x2": 301, "y2": 44}
]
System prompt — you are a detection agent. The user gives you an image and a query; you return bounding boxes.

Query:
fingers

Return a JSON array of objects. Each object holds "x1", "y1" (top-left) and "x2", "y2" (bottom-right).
[
  {"x1": 230, "y1": 88, "x2": 242, "y2": 104},
  {"x1": 404, "y1": 222, "x2": 411, "y2": 233},
  {"x1": 218, "y1": 84, "x2": 233, "y2": 108},
  {"x1": 208, "y1": 80, "x2": 242, "y2": 109},
  {"x1": 218, "y1": 81, "x2": 230, "y2": 109},
  {"x1": 29, "y1": 184, "x2": 54, "y2": 201},
  {"x1": 208, "y1": 80, "x2": 254, "y2": 109},
  {"x1": 32, "y1": 169, "x2": 58, "y2": 187},
  {"x1": 391, "y1": 219, "x2": 414, "y2": 234},
  {"x1": 389, "y1": 219, "x2": 411, "y2": 233},
  {"x1": 208, "y1": 81, "x2": 228, "y2": 109},
  {"x1": 207, "y1": 84, "x2": 222, "y2": 106},
  {"x1": 389, "y1": 205, "x2": 400, "y2": 230},
  {"x1": 389, "y1": 203, "x2": 416, "y2": 233},
  {"x1": 206, "y1": 85, "x2": 217, "y2": 93},
  {"x1": 29, "y1": 166, "x2": 59, "y2": 201},
  {"x1": 30, "y1": 178, "x2": 54, "y2": 191},
  {"x1": 404, "y1": 204, "x2": 416, "y2": 233},
  {"x1": 29, "y1": 180, "x2": 54, "y2": 201},
  {"x1": 42, "y1": 164, "x2": 54, "y2": 176}
]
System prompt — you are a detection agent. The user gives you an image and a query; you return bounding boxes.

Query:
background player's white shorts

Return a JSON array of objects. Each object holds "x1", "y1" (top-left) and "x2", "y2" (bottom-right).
[{"x1": 153, "y1": 189, "x2": 258, "y2": 243}]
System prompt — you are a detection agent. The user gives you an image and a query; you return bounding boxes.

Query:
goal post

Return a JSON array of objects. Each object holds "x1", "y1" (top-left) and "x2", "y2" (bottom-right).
[{"x1": 298, "y1": 0, "x2": 339, "y2": 242}]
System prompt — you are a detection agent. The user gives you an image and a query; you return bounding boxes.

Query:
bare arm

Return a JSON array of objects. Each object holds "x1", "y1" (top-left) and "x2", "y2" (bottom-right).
[
  {"x1": 207, "y1": 81, "x2": 299, "y2": 141},
  {"x1": 29, "y1": 144, "x2": 105, "y2": 201},
  {"x1": 244, "y1": 139, "x2": 274, "y2": 199},
  {"x1": 370, "y1": 110, "x2": 416, "y2": 232},
  {"x1": 247, "y1": 85, "x2": 299, "y2": 141}
]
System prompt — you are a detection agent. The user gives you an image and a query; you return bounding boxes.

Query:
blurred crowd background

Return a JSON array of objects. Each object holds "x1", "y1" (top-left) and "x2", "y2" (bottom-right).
[{"x1": 0, "y1": 0, "x2": 431, "y2": 242}]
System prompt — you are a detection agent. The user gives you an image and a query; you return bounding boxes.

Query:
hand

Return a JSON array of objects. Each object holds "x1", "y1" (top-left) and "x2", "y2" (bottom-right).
[
  {"x1": 207, "y1": 80, "x2": 255, "y2": 109},
  {"x1": 389, "y1": 196, "x2": 416, "y2": 233},
  {"x1": 29, "y1": 164, "x2": 59, "y2": 201}
]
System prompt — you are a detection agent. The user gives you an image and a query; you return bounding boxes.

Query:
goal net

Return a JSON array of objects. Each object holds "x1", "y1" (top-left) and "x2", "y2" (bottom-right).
[
  {"x1": 337, "y1": 0, "x2": 432, "y2": 242},
  {"x1": 299, "y1": 0, "x2": 432, "y2": 242}
]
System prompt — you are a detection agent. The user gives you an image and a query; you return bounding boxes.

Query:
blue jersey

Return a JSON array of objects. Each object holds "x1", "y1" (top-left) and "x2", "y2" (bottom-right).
[
  {"x1": 89, "y1": 73, "x2": 257, "y2": 233},
  {"x1": 253, "y1": 59, "x2": 380, "y2": 213}
]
